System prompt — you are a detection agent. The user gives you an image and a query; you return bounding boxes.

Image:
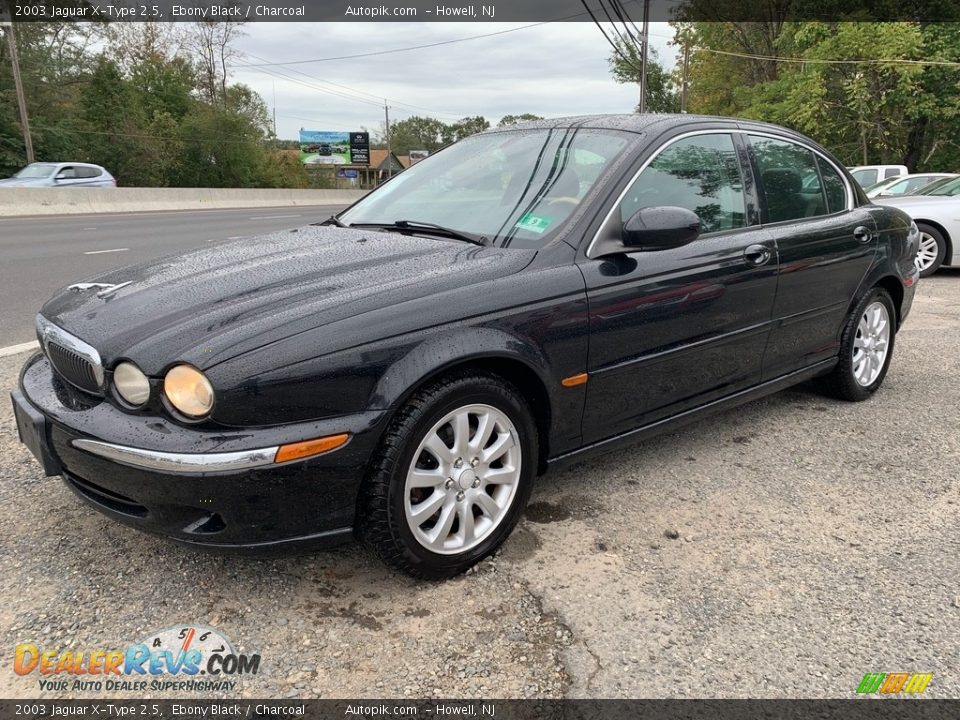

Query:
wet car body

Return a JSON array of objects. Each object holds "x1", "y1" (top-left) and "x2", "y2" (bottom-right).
[{"x1": 13, "y1": 115, "x2": 919, "y2": 570}]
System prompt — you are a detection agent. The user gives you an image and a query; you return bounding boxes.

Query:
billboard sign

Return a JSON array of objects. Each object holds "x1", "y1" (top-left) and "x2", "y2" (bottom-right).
[
  {"x1": 349, "y1": 132, "x2": 370, "y2": 165},
  {"x1": 299, "y1": 130, "x2": 369, "y2": 165}
]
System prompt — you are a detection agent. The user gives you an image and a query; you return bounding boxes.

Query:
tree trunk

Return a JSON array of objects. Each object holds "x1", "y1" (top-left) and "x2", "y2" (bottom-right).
[{"x1": 903, "y1": 116, "x2": 928, "y2": 170}]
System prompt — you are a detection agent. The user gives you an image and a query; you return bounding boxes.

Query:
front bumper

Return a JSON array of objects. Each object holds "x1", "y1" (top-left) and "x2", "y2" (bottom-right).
[{"x1": 14, "y1": 353, "x2": 386, "y2": 551}]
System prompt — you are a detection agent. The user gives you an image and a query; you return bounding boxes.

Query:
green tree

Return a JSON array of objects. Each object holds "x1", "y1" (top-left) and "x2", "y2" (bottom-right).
[
  {"x1": 608, "y1": 40, "x2": 680, "y2": 113},
  {"x1": 387, "y1": 115, "x2": 448, "y2": 154},
  {"x1": 498, "y1": 113, "x2": 544, "y2": 126},
  {"x1": 442, "y1": 116, "x2": 490, "y2": 143}
]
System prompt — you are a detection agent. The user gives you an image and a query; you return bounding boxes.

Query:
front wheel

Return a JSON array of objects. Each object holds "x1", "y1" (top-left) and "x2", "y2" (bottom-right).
[
  {"x1": 360, "y1": 372, "x2": 537, "y2": 579},
  {"x1": 821, "y1": 287, "x2": 897, "y2": 402}
]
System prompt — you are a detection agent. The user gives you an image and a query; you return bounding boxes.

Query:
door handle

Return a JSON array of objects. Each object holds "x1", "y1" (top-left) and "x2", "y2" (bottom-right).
[
  {"x1": 853, "y1": 225, "x2": 874, "y2": 243},
  {"x1": 743, "y1": 243, "x2": 772, "y2": 267}
]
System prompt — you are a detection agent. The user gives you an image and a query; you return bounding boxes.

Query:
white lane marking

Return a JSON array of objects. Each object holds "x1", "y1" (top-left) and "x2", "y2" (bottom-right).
[
  {"x1": 0, "y1": 341, "x2": 39, "y2": 358},
  {"x1": 227, "y1": 236, "x2": 243, "y2": 240},
  {"x1": 83, "y1": 248, "x2": 129, "y2": 255},
  {"x1": 83, "y1": 227, "x2": 98, "y2": 231},
  {"x1": 248, "y1": 214, "x2": 302, "y2": 220}
]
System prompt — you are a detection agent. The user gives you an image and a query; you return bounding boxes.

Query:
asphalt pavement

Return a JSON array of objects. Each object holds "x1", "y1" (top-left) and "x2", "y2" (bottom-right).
[{"x1": 0, "y1": 205, "x2": 347, "y2": 346}]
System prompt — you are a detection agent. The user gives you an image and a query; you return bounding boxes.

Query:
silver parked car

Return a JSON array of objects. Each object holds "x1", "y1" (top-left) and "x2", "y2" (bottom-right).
[
  {"x1": 864, "y1": 173, "x2": 957, "y2": 199},
  {"x1": 876, "y1": 179, "x2": 960, "y2": 276},
  {"x1": 0, "y1": 162, "x2": 116, "y2": 188}
]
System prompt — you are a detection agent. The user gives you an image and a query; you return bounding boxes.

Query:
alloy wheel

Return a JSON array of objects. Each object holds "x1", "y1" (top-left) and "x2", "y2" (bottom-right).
[
  {"x1": 915, "y1": 232, "x2": 940, "y2": 272},
  {"x1": 404, "y1": 404, "x2": 521, "y2": 554},
  {"x1": 852, "y1": 301, "x2": 890, "y2": 387}
]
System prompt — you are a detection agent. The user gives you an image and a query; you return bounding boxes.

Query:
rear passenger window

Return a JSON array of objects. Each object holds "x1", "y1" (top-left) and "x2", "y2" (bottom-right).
[
  {"x1": 750, "y1": 135, "x2": 829, "y2": 222},
  {"x1": 620, "y1": 133, "x2": 746, "y2": 234},
  {"x1": 817, "y1": 157, "x2": 848, "y2": 213},
  {"x1": 884, "y1": 168, "x2": 902, "y2": 179},
  {"x1": 76, "y1": 166, "x2": 102, "y2": 178}
]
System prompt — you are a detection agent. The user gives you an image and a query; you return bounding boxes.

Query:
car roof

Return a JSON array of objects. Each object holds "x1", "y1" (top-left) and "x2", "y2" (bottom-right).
[
  {"x1": 51, "y1": 162, "x2": 105, "y2": 168},
  {"x1": 486, "y1": 113, "x2": 829, "y2": 147}
]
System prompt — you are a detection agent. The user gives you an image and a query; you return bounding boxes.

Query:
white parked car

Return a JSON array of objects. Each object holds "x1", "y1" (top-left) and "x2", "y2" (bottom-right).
[
  {"x1": 0, "y1": 162, "x2": 116, "y2": 187},
  {"x1": 864, "y1": 173, "x2": 956, "y2": 199},
  {"x1": 876, "y1": 183, "x2": 960, "y2": 276},
  {"x1": 848, "y1": 164, "x2": 908, "y2": 188}
]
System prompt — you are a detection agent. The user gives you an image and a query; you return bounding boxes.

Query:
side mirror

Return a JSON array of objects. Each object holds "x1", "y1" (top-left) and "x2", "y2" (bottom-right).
[
  {"x1": 621, "y1": 206, "x2": 701, "y2": 251},
  {"x1": 54, "y1": 173, "x2": 69, "y2": 181}
]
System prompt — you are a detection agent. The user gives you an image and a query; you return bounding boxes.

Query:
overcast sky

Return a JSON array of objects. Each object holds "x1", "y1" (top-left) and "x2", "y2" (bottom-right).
[{"x1": 232, "y1": 23, "x2": 677, "y2": 139}]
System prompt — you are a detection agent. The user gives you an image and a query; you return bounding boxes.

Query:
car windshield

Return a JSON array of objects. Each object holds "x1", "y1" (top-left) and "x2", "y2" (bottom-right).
[
  {"x1": 917, "y1": 176, "x2": 960, "y2": 196},
  {"x1": 14, "y1": 163, "x2": 58, "y2": 179},
  {"x1": 340, "y1": 128, "x2": 631, "y2": 248},
  {"x1": 863, "y1": 179, "x2": 894, "y2": 193}
]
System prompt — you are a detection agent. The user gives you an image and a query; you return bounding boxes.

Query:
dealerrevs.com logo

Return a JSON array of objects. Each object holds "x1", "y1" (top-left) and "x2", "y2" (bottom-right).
[{"x1": 14, "y1": 625, "x2": 260, "y2": 693}]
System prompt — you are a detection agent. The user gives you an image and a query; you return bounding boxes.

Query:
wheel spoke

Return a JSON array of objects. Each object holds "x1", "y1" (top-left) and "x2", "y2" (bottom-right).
[
  {"x1": 482, "y1": 432, "x2": 515, "y2": 463},
  {"x1": 483, "y1": 465, "x2": 517, "y2": 485},
  {"x1": 453, "y1": 411, "x2": 471, "y2": 456},
  {"x1": 425, "y1": 432, "x2": 455, "y2": 464},
  {"x1": 474, "y1": 491, "x2": 501, "y2": 518},
  {"x1": 409, "y1": 468, "x2": 446, "y2": 489},
  {"x1": 470, "y1": 411, "x2": 495, "y2": 454},
  {"x1": 427, "y1": 502, "x2": 457, "y2": 546},
  {"x1": 458, "y1": 504, "x2": 476, "y2": 544},
  {"x1": 410, "y1": 491, "x2": 446, "y2": 524}
]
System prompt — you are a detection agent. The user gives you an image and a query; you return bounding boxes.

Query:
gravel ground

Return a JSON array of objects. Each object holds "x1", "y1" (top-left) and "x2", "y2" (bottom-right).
[{"x1": 1, "y1": 271, "x2": 957, "y2": 700}]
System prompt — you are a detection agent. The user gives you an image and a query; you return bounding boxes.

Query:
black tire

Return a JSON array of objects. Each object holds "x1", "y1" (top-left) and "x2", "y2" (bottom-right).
[
  {"x1": 359, "y1": 371, "x2": 538, "y2": 579},
  {"x1": 821, "y1": 287, "x2": 897, "y2": 402},
  {"x1": 916, "y1": 223, "x2": 946, "y2": 278}
]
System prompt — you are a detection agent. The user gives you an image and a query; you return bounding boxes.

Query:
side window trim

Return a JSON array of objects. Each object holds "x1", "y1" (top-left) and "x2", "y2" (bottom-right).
[
  {"x1": 744, "y1": 131, "x2": 854, "y2": 221},
  {"x1": 585, "y1": 129, "x2": 752, "y2": 259}
]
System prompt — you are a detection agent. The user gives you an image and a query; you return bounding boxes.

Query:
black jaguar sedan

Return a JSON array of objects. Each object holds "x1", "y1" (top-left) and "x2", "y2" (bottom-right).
[{"x1": 13, "y1": 115, "x2": 919, "y2": 578}]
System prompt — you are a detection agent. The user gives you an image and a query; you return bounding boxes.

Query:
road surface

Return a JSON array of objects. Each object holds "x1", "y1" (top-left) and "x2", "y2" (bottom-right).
[{"x1": 0, "y1": 205, "x2": 347, "y2": 345}]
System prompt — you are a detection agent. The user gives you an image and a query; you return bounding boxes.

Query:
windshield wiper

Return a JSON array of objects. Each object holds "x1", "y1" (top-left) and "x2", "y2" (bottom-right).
[
  {"x1": 350, "y1": 220, "x2": 489, "y2": 246},
  {"x1": 315, "y1": 215, "x2": 347, "y2": 227}
]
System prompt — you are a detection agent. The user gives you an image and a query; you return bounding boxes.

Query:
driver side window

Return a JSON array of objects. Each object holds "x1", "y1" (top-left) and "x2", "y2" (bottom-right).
[{"x1": 619, "y1": 133, "x2": 747, "y2": 234}]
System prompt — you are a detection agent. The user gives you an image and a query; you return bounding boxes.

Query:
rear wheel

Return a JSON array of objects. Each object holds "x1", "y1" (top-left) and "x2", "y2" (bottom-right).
[
  {"x1": 915, "y1": 223, "x2": 946, "y2": 277},
  {"x1": 821, "y1": 287, "x2": 896, "y2": 401},
  {"x1": 360, "y1": 371, "x2": 537, "y2": 579}
]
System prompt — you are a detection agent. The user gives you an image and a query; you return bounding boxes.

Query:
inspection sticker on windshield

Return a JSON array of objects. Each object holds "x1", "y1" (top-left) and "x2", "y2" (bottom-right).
[{"x1": 515, "y1": 213, "x2": 551, "y2": 234}]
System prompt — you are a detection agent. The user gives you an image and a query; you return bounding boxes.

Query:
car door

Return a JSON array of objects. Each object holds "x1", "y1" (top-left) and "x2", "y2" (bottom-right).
[
  {"x1": 578, "y1": 131, "x2": 779, "y2": 444},
  {"x1": 746, "y1": 134, "x2": 878, "y2": 379},
  {"x1": 53, "y1": 165, "x2": 84, "y2": 187}
]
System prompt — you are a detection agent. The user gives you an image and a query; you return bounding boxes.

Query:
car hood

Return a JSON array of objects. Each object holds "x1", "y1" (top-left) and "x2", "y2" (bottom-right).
[
  {"x1": 874, "y1": 195, "x2": 957, "y2": 208},
  {"x1": 0, "y1": 178, "x2": 51, "y2": 187},
  {"x1": 40, "y1": 225, "x2": 536, "y2": 374}
]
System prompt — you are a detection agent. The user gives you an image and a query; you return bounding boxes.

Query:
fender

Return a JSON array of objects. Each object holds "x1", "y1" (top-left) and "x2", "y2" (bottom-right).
[{"x1": 370, "y1": 326, "x2": 586, "y2": 459}]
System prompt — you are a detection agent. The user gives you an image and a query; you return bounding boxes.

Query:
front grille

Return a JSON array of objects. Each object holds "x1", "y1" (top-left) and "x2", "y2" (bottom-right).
[
  {"x1": 47, "y1": 341, "x2": 102, "y2": 395},
  {"x1": 36, "y1": 315, "x2": 104, "y2": 397}
]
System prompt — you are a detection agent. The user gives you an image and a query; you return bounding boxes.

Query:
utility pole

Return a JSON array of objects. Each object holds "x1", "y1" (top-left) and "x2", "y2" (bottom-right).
[
  {"x1": 638, "y1": 0, "x2": 650, "y2": 114},
  {"x1": 384, "y1": 101, "x2": 392, "y2": 179},
  {"x1": 680, "y1": 39, "x2": 691, "y2": 113},
  {"x1": 4, "y1": 22, "x2": 35, "y2": 163},
  {"x1": 271, "y1": 81, "x2": 277, "y2": 137}
]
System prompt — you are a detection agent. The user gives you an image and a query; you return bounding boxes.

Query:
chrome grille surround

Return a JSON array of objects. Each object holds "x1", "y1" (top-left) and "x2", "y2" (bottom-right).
[{"x1": 36, "y1": 314, "x2": 105, "y2": 396}]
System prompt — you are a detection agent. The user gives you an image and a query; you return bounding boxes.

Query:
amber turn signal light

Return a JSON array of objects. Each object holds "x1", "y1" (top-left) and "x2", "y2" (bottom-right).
[{"x1": 274, "y1": 433, "x2": 350, "y2": 464}]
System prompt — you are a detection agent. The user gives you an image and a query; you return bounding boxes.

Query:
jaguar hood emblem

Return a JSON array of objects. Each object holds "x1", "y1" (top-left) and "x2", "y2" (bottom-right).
[{"x1": 68, "y1": 281, "x2": 132, "y2": 299}]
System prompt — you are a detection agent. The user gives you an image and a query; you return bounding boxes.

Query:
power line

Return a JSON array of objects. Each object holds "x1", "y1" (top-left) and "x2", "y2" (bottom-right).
[
  {"x1": 579, "y1": 0, "x2": 643, "y2": 73},
  {"x1": 234, "y1": 21, "x2": 557, "y2": 68},
  {"x1": 241, "y1": 50, "x2": 465, "y2": 119}
]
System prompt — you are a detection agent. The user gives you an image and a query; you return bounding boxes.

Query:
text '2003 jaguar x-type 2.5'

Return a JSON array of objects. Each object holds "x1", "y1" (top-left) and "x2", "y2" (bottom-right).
[{"x1": 13, "y1": 115, "x2": 920, "y2": 578}]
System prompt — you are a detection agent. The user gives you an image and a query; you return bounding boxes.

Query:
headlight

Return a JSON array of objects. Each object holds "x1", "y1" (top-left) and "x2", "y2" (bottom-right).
[
  {"x1": 163, "y1": 364, "x2": 214, "y2": 418},
  {"x1": 113, "y1": 362, "x2": 151, "y2": 406}
]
